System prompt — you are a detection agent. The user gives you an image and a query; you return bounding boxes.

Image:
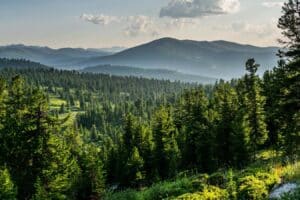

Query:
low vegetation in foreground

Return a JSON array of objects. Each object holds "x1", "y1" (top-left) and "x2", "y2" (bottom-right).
[{"x1": 105, "y1": 151, "x2": 300, "y2": 200}]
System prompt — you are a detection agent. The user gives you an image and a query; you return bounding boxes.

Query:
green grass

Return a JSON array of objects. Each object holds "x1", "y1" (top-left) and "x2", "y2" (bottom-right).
[
  {"x1": 104, "y1": 150, "x2": 300, "y2": 200},
  {"x1": 104, "y1": 177, "x2": 194, "y2": 200}
]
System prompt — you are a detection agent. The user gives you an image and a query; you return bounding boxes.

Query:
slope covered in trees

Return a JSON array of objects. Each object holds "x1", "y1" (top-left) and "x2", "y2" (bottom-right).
[{"x1": 0, "y1": 1, "x2": 299, "y2": 199}]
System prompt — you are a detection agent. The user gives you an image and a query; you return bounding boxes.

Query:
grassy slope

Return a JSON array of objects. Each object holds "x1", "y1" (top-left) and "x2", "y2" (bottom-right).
[{"x1": 105, "y1": 150, "x2": 300, "y2": 200}]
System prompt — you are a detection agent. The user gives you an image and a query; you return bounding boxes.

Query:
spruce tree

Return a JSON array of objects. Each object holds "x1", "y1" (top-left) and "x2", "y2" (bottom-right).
[
  {"x1": 152, "y1": 107, "x2": 180, "y2": 179},
  {"x1": 244, "y1": 59, "x2": 268, "y2": 157},
  {"x1": 213, "y1": 82, "x2": 239, "y2": 167},
  {"x1": 276, "y1": 0, "x2": 300, "y2": 156},
  {"x1": 0, "y1": 168, "x2": 16, "y2": 200},
  {"x1": 278, "y1": 0, "x2": 300, "y2": 59}
]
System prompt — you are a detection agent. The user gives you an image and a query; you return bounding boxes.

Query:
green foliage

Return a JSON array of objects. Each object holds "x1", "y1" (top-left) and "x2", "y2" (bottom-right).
[
  {"x1": 282, "y1": 161, "x2": 300, "y2": 182},
  {"x1": 237, "y1": 175, "x2": 268, "y2": 200},
  {"x1": 153, "y1": 107, "x2": 180, "y2": 179},
  {"x1": 255, "y1": 172, "x2": 280, "y2": 190},
  {"x1": 207, "y1": 172, "x2": 226, "y2": 188},
  {"x1": 175, "y1": 186, "x2": 229, "y2": 200},
  {"x1": 0, "y1": 168, "x2": 16, "y2": 200},
  {"x1": 278, "y1": 0, "x2": 300, "y2": 59},
  {"x1": 0, "y1": 5, "x2": 299, "y2": 195},
  {"x1": 34, "y1": 134, "x2": 81, "y2": 200},
  {"x1": 244, "y1": 59, "x2": 268, "y2": 156},
  {"x1": 76, "y1": 144, "x2": 105, "y2": 200},
  {"x1": 226, "y1": 169, "x2": 237, "y2": 200}
]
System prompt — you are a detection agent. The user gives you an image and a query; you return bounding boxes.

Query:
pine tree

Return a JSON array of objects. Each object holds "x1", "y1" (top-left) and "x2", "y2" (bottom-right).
[
  {"x1": 213, "y1": 82, "x2": 239, "y2": 167},
  {"x1": 33, "y1": 133, "x2": 81, "y2": 200},
  {"x1": 276, "y1": 59, "x2": 300, "y2": 156},
  {"x1": 175, "y1": 88, "x2": 214, "y2": 171},
  {"x1": 76, "y1": 144, "x2": 105, "y2": 200},
  {"x1": 125, "y1": 147, "x2": 145, "y2": 187},
  {"x1": 0, "y1": 76, "x2": 51, "y2": 199},
  {"x1": 244, "y1": 59, "x2": 268, "y2": 157},
  {"x1": 272, "y1": 0, "x2": 300, "y2": 156},
  {"x1": 0, "y1": 168, "x2": 16, "y2": 200},
  {"x1": 152, "y1": 107, "x2": 180, "y2": 179},
  {"x1": 278, "y1": 0, "x2": 300, "y2": 59}
]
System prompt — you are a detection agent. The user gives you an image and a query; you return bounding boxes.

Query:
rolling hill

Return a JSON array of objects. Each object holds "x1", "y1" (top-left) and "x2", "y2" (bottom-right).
[
  {"x1": 79, "y1": 38, "x2": 279, "y2": 79},
  {"x1": 0, "y1": 58, "x2": 49, "y2": 69},
  {"x1": 83, "y1": 64, "x2": 217, "y2": 83},
  {"x1": 0, "y1": 44, "x2": 111, "y2": 68}
]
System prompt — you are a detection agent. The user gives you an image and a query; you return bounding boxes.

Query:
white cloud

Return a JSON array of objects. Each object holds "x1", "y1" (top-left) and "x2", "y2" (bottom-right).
[
  {"x1": 160, "y1": 0, "x2": 240, "y2": 18},
  {"x1": 80, "y1": 14, "x2": 120, "y2": 25},
  {"x1": 163, "y1": 18, "x2": 197, "y2": 29},
  {"x1": 262, "y1": 1, "x2": 284, "y2": 8},
  {"x1": 231, "y1": 20, "x2": 279, "y2": 38},
  {"x1": 124, "y1": 16, "x2": 159, "y2": 37},
  {"x1": 81, "y1": 14, "x2": 160, "y2": 37}
]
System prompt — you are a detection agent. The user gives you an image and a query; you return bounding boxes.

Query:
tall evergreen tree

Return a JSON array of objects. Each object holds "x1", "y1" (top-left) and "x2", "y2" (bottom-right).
[
  {"x1": 244, "y1": 59, "x2": 268, "y2": 157},
  {"x1": 274, "y1": 0, "x2": 300, "y2": 156},
  {"x1": 0, "y1": 168, "x2": 16, "y2": 200},
  {"x1": 152, "y1": 107, "x2": 180, "y2": 179},
  {"x1": 278, "y1": 0, "x2": 300, "y2": 59},
  {"x1": 213, "y1": 82, "x2": 240, "y2": 167}
]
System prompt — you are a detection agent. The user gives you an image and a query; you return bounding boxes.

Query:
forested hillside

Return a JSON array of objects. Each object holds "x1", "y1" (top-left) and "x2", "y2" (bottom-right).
[
  {"x1": 83, "y1": 64, "x2": 217, "y2": 83},
  {"x1": 0, "y1": 1, "x2": 299, "y2": 200},
  {"x1": 0, "y1": 58, "x2": 49, "y2": 69}
]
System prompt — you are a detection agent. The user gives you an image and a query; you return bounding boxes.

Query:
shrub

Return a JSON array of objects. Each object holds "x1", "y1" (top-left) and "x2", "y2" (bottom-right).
[
  {"x1": 143, "y1": 178, "x2": 193, "y2": 200},
  {"x1": 255, "y1": 172, "x2": 280, "y2": 190},
  {"x1": 208, "y1": 172, "x2": 226, "y2": 188},
  {"x1": 282, "y1": 161, "x2": 300, "y2": 182},
  {"x1": 0, "y1": 168, "x2": 16, "y2": 200},
  {"x1": 237, "y1": 175, "x2": 268, "y2": 200},
  {"x1": 226, "y1": 169, "x2": 237, "y2": 200},
  {"x1": 104, "y1": 189, "x2": 142, "y2": 200},
  {"x1": 175, "y1": 186, "x2": 229, "y2": 200}
]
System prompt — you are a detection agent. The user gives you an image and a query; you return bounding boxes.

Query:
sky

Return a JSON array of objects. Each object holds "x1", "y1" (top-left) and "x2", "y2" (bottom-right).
[{"x1": 0, "y1": 0, "x2": 285, "y2": 48}]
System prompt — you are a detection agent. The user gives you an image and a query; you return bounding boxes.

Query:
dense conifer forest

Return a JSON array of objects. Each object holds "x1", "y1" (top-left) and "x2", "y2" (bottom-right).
[{"x1": 0, "y1": 1, "x2": 299, "y2": 199}]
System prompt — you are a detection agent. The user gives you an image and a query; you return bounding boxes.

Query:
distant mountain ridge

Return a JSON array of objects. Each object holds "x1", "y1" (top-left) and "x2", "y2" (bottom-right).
[
  {"x1": 0, "y1": 58, "x2": 49, "y2": 69},
  {"x1": 83, "y1": 64, "x2": 217, "y2": 83},
  {"x1": 0, "y1": 38, "x2": 280, "y2": 79},
  {"x1": 0, "y1": 44, "x2": 112, "y2": 68},
  {"x1": 78, "y1": 38, "x2": 279, "y2": 79}
]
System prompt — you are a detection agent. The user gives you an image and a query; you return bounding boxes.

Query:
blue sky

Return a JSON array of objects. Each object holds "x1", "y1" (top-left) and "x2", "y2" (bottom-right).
[{"x1": 0, "y1": 0, "x2": 284, "y2": 48}]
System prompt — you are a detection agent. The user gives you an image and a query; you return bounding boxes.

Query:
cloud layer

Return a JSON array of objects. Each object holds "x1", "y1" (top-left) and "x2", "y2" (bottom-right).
[
  {"x1": 160, "y1": 0, "x2": 240, "y2": 18},
  {"x1": 262, "y1": 1, "x2": 284, "y2": 8},
  {"x1": 80, "y1": 14, "x2": 120, "y2": 25},
  {"x1": 80, "y1": 13, "x2": 197, "y2": 37}
]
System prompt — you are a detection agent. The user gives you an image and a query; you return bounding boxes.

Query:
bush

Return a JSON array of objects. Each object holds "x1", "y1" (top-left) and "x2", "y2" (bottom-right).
[
  {"x1": 0, "y1": 168, "x2": 16, "y2": 200},
  {"x1": 104, "y1": 189, "x2": 142, "y2": 200},
  {"x1": 237, "y1": 175, "x2": 268, "y2": 200},
  {"x1": 208, "y1": 172, "x2": 226, "y2": 188},
  {"x1": 104, "y1": 177, "x2": 194, "y2": 200},
  {"x1": 143, "y1": 178, "x2": 193, "y2": 200},
  {"x1": 282, "y1": 161, "x2": 300, "y2": 182},
  {"x1": 191, "y1": 179, "x2": 205, "y2": 191},
  {"x1": 175, "y1": 186, "x2": 229, "y2": 200},
  {"x1": 255, "y1": 172, "x2": 280, "y2": 190}
]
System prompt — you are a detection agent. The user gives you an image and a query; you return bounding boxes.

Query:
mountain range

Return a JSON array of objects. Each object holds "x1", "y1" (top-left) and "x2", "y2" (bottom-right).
[
  {"x1": 0, "y1": 44, "x2": 112, "y2": 68},
  {"x1": 0, "y1": 38, "x2": 280, "y2": 80},
  {"x1": 79, "y1": 38, "x2": 279, "y2": 79}
]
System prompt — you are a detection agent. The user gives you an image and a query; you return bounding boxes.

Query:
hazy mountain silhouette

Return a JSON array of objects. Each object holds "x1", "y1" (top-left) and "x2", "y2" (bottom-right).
[
  {"x1": 83, "y1": 64, "x2": 217, "y2": 83},
  {"x1": 79, "y1": 38, "x2": 279, "y2": 79},
  {"x1": 0, "y1": 44, "x2": 111, "y2": 68}
]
